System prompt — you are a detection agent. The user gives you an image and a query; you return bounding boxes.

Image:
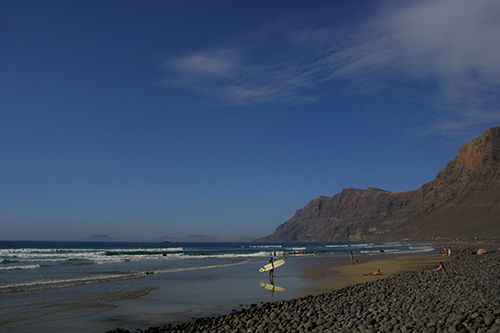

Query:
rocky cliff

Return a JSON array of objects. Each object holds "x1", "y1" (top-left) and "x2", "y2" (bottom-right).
[{"x1": 255, "y1": 126, "x2": 500, "y2": 242}]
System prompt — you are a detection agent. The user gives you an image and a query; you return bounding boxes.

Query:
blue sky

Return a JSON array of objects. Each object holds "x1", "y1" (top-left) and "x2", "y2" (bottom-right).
[{"x1": 1, "y1": 0, "x2": 500, "y2": 241}]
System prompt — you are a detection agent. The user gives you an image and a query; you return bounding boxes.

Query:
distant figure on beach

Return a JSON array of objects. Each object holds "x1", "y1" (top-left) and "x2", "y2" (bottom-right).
[
  {"x1": 361, "y1": 269, "x2": 381, "y2": 276},
  {"x1": 350, "y1": 251, "x2": 354, "y2": 265},
  {"x1": 426, "y1": 262, "x2": 444, "y2": 272},
  {"x1": 162, "y1": 251, "x2": 166, "y2": 257},
  {"x1": 273, "y1": 250, "x2": 276, "y2": 257},
  {"x1": 283, "y1": 251, "x2": 286, "y2": 259},
  {"x1": 268, "y1": 257, "x2": 274, "y2": 277}
]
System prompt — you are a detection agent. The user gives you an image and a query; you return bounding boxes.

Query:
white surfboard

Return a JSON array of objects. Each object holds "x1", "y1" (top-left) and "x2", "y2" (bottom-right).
[{"x1": 259, "y1": 259, "x2": 285, "y2": 272}]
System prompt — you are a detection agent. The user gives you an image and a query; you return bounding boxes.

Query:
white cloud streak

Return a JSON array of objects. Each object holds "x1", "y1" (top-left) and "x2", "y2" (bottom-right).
[
  {"x1": 163, "y1": 0, "x2": 500, "y2": 135},
  {"x1": 171, "y1": 50, "x2": 237, "y2": 76}
]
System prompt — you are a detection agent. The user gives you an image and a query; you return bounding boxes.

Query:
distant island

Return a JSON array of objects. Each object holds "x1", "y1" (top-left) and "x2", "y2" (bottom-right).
[{"x1": 81, "y1": 234, "x2": 114, "y2": 241}]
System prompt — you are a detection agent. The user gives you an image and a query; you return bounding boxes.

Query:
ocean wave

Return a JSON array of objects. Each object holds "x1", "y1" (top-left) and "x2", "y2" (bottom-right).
[
  {"x1": 90, "y1": 250, "x2": 272, "y2": 263},
  {"x1": 0, "y1": 246, "x2": 187, "y2": 266},
  {"x1": 403, "y1": 246, "x2": 435, "y2": 253},
  {"x1": 0, "y1": 264, "x2": 41, "y2": 271},
  {"x1": 409, "y1": 246, "x2": 434, "y2": 251},
  {"x1": 151, "y1": 259, "x2": 250, "y2": 275},
  {"x1": 247, "y1": 245, "x2": 282, "y2": 248},
  {"x1": 207, "y1": 251, "x2": 271, "y2": 258},
  {"x1": 0, "y1": 271, "x2": 143, "y2": 293},
  {"x1": 0, "y1": 260, "x2": 251, "y2": 293}
]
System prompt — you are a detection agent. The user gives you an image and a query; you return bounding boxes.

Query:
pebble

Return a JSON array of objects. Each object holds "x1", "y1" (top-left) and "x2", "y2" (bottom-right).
[{"x1": 107, "y1": 246, "x2": 500, "y2": 333}]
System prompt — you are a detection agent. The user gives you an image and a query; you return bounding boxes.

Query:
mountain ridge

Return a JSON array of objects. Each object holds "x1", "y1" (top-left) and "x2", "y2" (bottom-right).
[{"x1": 255, "y1": 126, "x2": 500, "y2": 242}]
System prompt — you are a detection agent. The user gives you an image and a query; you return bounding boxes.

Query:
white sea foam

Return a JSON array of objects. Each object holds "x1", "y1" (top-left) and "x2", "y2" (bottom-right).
[
  {"x1": 207, "y1": 251, "x2": 270, "y2": 258},
  {"x1": 0, "y1": 246, "x2": 188, "y2": 266},
  {"x1": 356, "y1": 243, "x2": 375, "y2": 247},
  {"x1": 0, "y1": 271, "x2": 142, "y2": 292},
  {"x1": 0, "y1": 264, "x2": 41, "y2": 271},
  {"x1": 152, "y1": 259, "x2": 249, "y2": 275},
  {"x1": 0, "y1": 260, "x2": 250, "y2": 293}
]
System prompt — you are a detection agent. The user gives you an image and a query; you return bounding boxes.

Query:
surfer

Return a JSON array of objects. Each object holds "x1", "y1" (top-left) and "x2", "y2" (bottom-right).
[
  {"x1": 269, "y1": 257, "x2": 274, "y2": 277},
  {"x1": 360, "y1": 269, "x2": 381, "y2": 276}
]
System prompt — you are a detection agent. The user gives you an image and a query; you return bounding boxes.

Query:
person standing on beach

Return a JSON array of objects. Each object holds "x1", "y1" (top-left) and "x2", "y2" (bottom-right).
[
  {"x1": 350, "y1": 251, "x2": 354, "y2": 265},
  {"x1": 269, "y1": 257, "x2": 274, "y2": 277}
]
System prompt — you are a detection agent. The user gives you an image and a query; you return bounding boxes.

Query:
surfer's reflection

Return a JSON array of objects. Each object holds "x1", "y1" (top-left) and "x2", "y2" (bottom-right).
[{"x1": 259, "y1": 276, "x2": 286, "y2": 296}]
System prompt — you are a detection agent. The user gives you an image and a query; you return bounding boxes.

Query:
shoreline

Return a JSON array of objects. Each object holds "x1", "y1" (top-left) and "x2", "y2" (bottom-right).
[
  {"x1": 107, "y1": 242, "x2": 500, "y2": 332},
  {"x1": 306, "y1": 239, "x2": 500, "y2": 295}
]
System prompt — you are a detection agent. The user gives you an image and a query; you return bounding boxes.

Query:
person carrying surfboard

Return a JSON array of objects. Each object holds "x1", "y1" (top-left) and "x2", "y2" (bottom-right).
[{"x1": 269, "y1": 257, "x2": 274, "y2": 277}]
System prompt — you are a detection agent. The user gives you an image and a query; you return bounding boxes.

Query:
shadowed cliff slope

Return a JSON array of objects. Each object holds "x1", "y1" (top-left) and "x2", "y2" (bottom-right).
[{"x1": 255, "y1": 127, "x2": 500, "y2": 242}]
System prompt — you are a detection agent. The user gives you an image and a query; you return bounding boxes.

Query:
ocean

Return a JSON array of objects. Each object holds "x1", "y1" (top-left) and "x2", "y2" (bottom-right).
[{"x1": 0, "y1": 241, "x2": 434, "y2": 332}]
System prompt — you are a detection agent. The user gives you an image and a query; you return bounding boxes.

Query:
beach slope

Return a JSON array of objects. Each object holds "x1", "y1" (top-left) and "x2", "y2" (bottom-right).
[{"x1": 109, "y1": 249, "x2": 500, "y2": 332}]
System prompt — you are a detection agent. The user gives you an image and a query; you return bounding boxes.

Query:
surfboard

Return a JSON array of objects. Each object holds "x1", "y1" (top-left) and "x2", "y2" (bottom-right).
[
  {"x1": 260, "y1": 282, "x2": 286, "y2": 291},
  {"x1": 259, "y1": 259, "x2": 285, "y2": 272}
]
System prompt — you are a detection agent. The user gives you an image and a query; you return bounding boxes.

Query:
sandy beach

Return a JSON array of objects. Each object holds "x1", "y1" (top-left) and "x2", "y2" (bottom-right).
[
  {"x1": 309, "y1": 252, "x2": 455, "y2": 295},
  {"x1": 107, "y1": 241, "x2": 500, "y2": 333}
]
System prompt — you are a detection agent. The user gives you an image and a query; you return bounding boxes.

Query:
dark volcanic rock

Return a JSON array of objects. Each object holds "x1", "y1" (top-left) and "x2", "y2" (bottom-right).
[{"x1": 255, "y1": 126, "x2": 500, "y2": 242}]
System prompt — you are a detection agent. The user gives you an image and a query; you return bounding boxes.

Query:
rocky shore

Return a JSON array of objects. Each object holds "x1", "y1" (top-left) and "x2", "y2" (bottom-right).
[{"x1": 108, "y1": 249, "x2": 500, "y2": 333}]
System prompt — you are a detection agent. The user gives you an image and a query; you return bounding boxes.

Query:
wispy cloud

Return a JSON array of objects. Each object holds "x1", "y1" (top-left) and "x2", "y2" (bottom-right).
[
  {"x1": 163, "y1": 0, "x2": 500, "y2": 135},
  {"x1": 170, "y1": 50, "x2": 237, "y2": 76}
]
